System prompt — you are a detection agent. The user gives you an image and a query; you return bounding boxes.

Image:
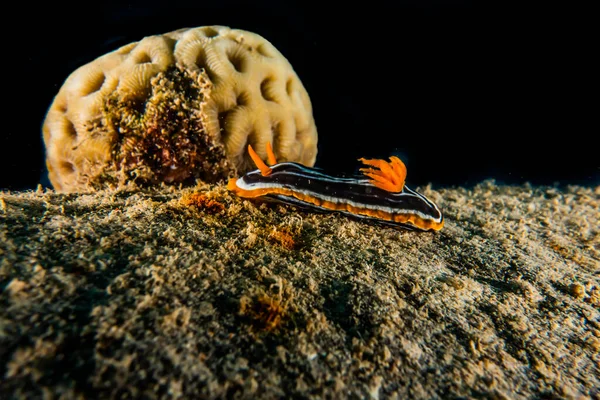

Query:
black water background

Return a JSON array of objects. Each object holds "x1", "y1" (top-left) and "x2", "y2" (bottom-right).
[{"x1": 2, "y1": 0, "x2": 596, "y2": 191}]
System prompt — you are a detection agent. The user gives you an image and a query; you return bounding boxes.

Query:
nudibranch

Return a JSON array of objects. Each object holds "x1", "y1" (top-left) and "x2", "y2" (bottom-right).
[{"x1": 227, "y1": 143, "x2": 444, "y2": 231}]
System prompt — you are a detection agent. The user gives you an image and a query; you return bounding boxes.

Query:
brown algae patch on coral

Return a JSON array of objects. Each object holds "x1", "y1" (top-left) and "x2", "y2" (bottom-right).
[
  {"x1": 99, "y1": 65, "x2": 234, "y2": 189},
  {"x1": 0, "y1": 181, "x2": 598, "y2": 398}
]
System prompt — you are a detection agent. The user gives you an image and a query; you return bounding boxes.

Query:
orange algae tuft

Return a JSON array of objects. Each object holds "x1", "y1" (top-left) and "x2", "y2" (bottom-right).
[
  {"x1": 239, "y1": 292, "x2": 289, "y2": 333},
  {"x1": 180, "y1": 192, "x2": 225, "y2": 213},
  {"x1": 268, "y1": 227, "x2": 296, "y2": 250}
]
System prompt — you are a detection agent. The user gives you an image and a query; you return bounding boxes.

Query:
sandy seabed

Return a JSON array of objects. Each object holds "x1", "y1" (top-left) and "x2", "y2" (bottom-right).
[{"x1": 1, "y1": 181, "x2": 598, "y2": 399}]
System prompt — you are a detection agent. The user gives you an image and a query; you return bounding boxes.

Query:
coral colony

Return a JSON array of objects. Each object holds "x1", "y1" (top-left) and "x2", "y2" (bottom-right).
[{"x1": 42, "y1": 26, "x2": 318, "y2": 192}]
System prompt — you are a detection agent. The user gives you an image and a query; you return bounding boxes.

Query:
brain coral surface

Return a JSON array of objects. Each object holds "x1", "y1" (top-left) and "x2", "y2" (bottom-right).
[{"x1": 42, "y1": 26, "x2": 318, "y2": 192}]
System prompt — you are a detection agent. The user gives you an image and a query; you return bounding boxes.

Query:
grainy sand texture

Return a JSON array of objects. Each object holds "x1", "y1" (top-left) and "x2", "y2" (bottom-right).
[{"x1": 1, "y1": 181, "x2": 599, "y2": 399}]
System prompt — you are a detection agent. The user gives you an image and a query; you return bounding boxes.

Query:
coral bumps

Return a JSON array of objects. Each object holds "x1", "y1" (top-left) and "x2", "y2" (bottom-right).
[{"x1": 42, "y1": 26, "x2": 318, "y2": 192}]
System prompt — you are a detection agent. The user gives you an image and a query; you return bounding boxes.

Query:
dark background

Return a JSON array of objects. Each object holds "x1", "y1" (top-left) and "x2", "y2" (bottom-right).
[{"x1": 3, "y1": 0, "x2": 597, "y2": 191}]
